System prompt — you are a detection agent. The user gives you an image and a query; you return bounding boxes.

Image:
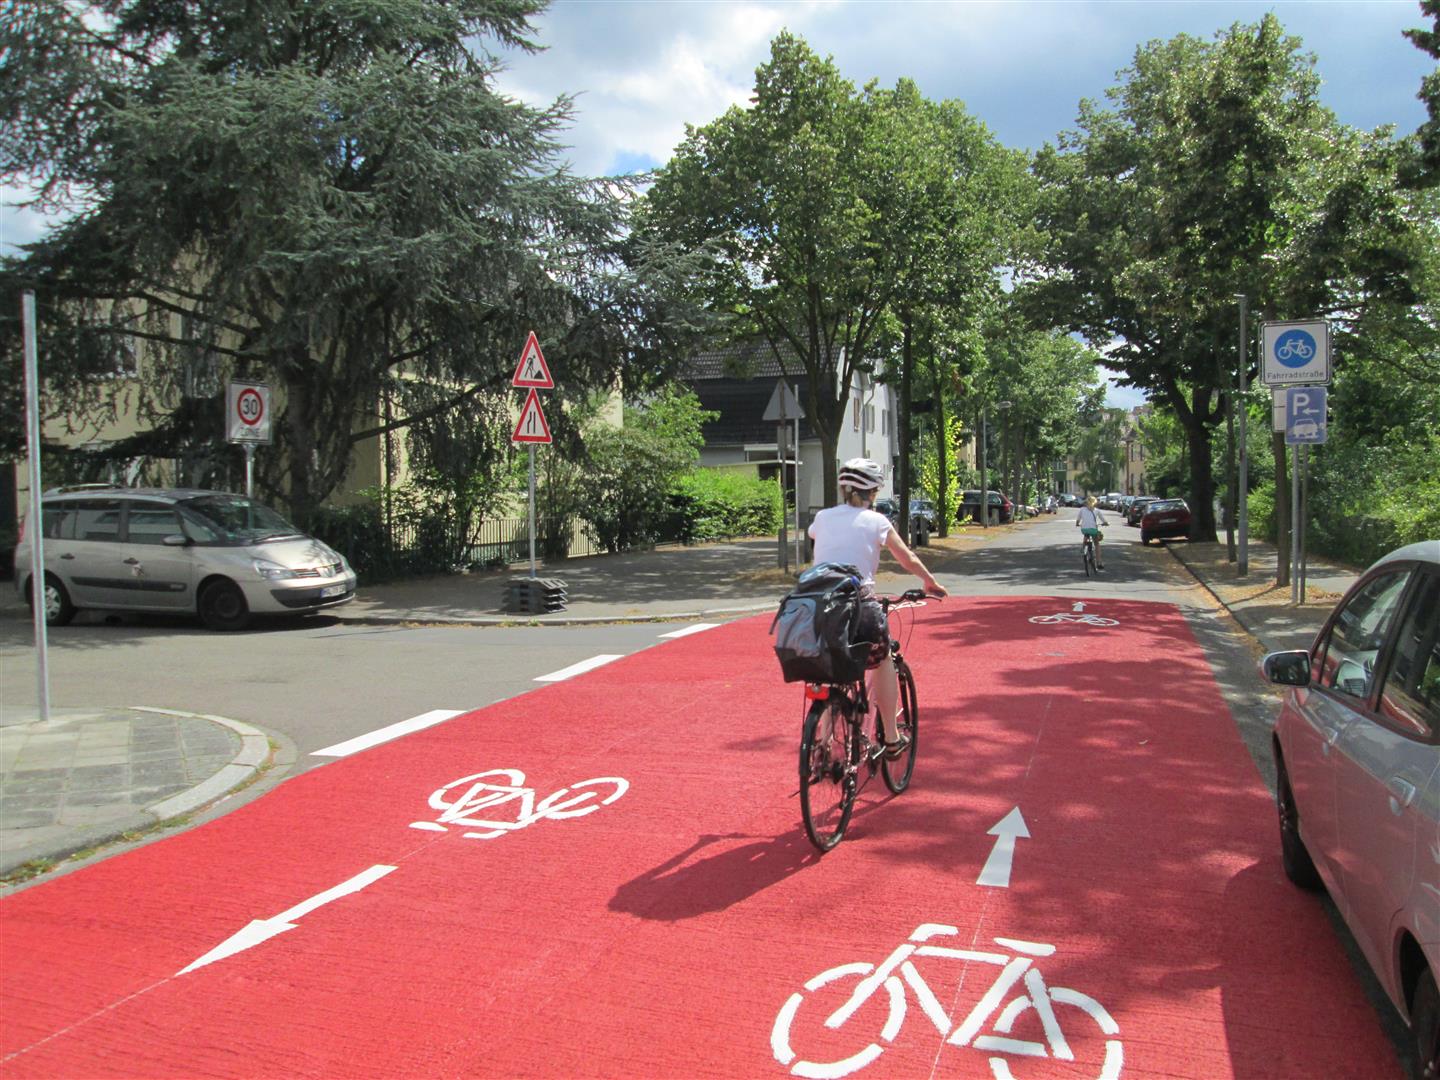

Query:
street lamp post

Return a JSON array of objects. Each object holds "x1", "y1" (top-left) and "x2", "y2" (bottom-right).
[{"x1": 1099, "y1": 459, "x2": 1113, "y2": 502}]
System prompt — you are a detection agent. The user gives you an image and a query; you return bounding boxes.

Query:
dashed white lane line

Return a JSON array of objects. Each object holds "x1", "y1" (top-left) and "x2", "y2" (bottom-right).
[
  {"x1": 534, "y1": 654, "x2": 624, "y2": 682},
  {"x1": 311, "y1": 710, "x2": 465, "y2": 758},
  {"x1": 657, "y1": 623, "x2": 720, "y2": 640}
]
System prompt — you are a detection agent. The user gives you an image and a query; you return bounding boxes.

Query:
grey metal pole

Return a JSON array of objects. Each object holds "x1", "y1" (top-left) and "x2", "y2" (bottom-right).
[
  {"x1": 1236, "y1": 294, "x2": 1249, "y2": 577},
  {"x1": 22, "y1": 290, "x2": 51, "y2": 723},
  {"x1": 244, "y1": 443, "x2": 255, "y2": 498},
  {"x1": 1296, "y1": 440, "x2": 1307, "y2": 610},
  {"x1": 528, "y1": 445, "x2": 537, "y2": 578}
]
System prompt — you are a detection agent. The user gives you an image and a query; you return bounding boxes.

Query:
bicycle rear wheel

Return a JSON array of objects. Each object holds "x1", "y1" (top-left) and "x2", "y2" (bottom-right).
[
  {"x1": 800, "y1": 698, "x2": 856, "y2": 851},
  {"x1": 881, "y1": 660, "x2": 918, "y2": 794},
  {"x1": 1083, "y1": 541, "x2": 1095, "y2": 577}
]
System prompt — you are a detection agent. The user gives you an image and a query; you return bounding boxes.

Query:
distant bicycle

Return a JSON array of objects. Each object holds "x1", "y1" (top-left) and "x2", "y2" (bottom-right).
[
  {"x1": 798, "y1": 590, "x2": 932, "y2": 852},
  {"x1": 771, "y1": 923, "x2": 1123, "y2": 1079}
]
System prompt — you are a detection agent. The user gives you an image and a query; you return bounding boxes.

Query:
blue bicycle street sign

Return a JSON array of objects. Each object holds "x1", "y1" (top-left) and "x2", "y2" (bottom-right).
[
  {"x1": 1284, "y1": 385, "x2": 1328, "y2": 445},
  {"x1": 1262, "y1": 319, "x2": 1331, "y2": 386}
]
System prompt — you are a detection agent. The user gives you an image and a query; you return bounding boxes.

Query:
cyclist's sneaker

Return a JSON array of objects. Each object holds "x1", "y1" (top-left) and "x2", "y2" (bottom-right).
[{"x1": 884, "y1": 732, "x2": 910, "y2": 760}]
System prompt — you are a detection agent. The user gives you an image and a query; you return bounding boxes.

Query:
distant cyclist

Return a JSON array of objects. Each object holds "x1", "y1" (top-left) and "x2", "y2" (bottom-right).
[
  {"x1": 1075, "y1": 495, "x2": 1108, "y2": 570},
  {"x1": 807, "y1": 458, "x2": 948, "y2": 758}
]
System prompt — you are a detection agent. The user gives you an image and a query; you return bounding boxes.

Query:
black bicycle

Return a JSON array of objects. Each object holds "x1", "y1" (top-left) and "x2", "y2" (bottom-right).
[
  {"x1": 1081, "y1": 532, "x2": 1098, "y2": 577},
  {"x1": 798, "y1": 589, "x2": 932, "y2": 852}
]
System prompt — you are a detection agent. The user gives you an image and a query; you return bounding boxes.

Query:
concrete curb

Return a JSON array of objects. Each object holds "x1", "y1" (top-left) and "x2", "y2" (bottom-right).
[
  {"x1": 135, "y1": 708, "x2": 271, "y2": 821},
  {"x1": 335, "y1": 602, "x2": 779, "y2": 628}
]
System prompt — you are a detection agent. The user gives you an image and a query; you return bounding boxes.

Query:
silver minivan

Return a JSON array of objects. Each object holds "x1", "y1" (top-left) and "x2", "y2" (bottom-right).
[
  {"x1": 1261, "y1": 539, "x2": 1440, "y2": 1077},
  {"x1": 14, "y1": 487, "x2": 357, "y2": 631}
]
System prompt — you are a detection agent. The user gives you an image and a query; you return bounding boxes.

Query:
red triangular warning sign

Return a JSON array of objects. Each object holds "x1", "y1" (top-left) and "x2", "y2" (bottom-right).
[
  {"x1": 511, "y1": 388, "x2": 553, "y2": 444},
  {"x1": 511, "y1": 331, "x2": 554, "y2": 388}
]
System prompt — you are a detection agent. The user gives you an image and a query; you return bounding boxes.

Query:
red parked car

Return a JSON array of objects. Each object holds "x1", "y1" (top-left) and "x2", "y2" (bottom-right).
[{"x1": 1139, "y1": 498, "x2": 1192, "y2": 544}]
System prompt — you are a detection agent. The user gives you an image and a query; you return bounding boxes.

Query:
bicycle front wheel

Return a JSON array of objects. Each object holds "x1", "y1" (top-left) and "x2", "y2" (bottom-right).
[
  {"x1": 800, "y1": 698, "x2": 856, "y2": 852},
  {"x1": 881, "y1": 660, "x2": 918, "y2": 794}
]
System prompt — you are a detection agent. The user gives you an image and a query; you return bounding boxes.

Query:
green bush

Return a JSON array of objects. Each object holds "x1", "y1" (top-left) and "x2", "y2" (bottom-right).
[{"x1": 671, "y1": 469, "x2": 783, "y2": 540}]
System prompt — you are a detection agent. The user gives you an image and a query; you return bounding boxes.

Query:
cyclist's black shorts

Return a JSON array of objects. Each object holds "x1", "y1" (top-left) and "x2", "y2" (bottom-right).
[{"x1": 856, "y1": 593, "x2": 887, "y2": 668}]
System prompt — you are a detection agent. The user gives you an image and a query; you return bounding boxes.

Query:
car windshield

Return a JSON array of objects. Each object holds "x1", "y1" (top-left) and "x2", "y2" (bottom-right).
[
  {"x1": 1149, "y1": 500, "x2": 1185, "y2": 513},
  {"x1": 911, "y1": 500, "x2": 933, "y2": 511},
  {"x1": 178, "y1": 495, "x2": 304, "y2": 545}
]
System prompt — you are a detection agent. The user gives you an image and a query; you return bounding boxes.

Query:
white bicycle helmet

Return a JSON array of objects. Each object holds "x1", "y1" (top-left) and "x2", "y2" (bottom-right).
[{"x1": 838, "y1": 457, "x2": 885, "y2": 492}]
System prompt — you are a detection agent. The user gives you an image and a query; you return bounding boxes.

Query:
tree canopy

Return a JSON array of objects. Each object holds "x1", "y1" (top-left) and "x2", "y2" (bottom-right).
[{"x1": 1, "y1": 0, "x2": 704, "y2": 521}]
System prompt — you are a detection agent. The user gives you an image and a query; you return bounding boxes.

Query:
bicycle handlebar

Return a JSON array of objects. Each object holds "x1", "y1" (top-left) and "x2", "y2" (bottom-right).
[{"x1": 880, "y1": 588, "x2": 939, "y2": 608}]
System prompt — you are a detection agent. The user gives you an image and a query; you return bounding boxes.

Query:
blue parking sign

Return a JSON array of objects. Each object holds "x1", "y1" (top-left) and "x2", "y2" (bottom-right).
[{"x1": 1284, "y1": 386, "x2": 1328, "y2": 445}]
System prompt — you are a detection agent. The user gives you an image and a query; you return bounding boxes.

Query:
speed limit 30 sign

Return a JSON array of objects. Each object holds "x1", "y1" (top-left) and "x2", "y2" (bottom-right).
[{"x1": 227, "y1": 381, "x2": 273, "y2": 443}]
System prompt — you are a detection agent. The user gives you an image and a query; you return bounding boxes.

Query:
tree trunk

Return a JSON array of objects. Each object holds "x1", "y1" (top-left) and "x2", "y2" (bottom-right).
[
  {"x1": 898, "y1": 316, "x2": 915, "y2": 544},
  {"x1": 1185, "y1": 418, "x2": 1218, "y2": 542},
  {"x1": 934, "y1": 365, "x2": 950, "y2": 538}
]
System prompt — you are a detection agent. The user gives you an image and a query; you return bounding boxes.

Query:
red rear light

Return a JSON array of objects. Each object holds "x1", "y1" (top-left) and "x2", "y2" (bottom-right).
[{"x1": 804, "y1": 683, "x2": 830, "y2": 700}]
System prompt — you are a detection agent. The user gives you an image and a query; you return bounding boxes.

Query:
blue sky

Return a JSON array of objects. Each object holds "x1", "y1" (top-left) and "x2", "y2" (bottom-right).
[{"x1": 4, "y1": 1, "x2": 1433, "y2": 406}]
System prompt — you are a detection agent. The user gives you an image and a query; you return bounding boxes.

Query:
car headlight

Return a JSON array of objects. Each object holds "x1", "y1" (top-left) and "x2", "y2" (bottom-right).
[{"x1": 253, "y1": 559, "x2": 300, "y2": 580}]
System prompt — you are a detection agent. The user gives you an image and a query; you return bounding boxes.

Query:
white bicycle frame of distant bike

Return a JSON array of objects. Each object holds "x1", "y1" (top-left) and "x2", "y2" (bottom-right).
[{"x1": 771, "y1": 923, "x2": 1122, "y2": 1080}]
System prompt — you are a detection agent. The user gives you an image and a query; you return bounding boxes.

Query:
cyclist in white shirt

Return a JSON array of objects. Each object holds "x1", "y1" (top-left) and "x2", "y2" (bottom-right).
[
  {"x1": 808, "y1": 458, "x2": 947, "y2": 758},
  {"x1": 1075, "y1": 495, "x2": 1108, "y2": 569}
]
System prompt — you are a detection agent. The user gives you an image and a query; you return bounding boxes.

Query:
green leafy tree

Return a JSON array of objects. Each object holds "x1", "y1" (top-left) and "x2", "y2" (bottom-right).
[
  {"x1": 0, "y1": 0, "x2": 703, "y2": 522},
  {"x1": 1029, "y1": 16, "x2": 1424, "y2": 556},
  {"x1": 1403, "y1": 0, "x2": 1440, "y2": 187},
  {"x1": 583, "y1": 387, "x2": 714, "y2": 553}
]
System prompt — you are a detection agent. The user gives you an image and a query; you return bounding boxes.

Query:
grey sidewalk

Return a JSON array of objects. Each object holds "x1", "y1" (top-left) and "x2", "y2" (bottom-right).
[
  {"x1": 0, "y1": 706, "x2": 270, "y2": 877},
  {"x1": 1167, "y1": 538, "x2": 1359, "y2": 654}
]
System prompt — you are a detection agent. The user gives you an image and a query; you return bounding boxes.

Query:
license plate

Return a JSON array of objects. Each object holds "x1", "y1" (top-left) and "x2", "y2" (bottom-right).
[{"x1": 320, "y1": 584, "x2": 346, "y2": 598}]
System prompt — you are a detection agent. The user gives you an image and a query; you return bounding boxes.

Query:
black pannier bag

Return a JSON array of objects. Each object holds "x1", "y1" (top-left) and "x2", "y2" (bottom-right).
[{"x1": 771, "y1": 562, "x2": 867, "y2": 684}]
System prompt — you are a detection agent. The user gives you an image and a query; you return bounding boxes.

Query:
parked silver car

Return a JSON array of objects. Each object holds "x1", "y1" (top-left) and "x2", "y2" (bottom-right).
[
  {"x1": 14, "y1": 487, "x2": 356, "y2": 631},
  {"x1": 1261, "y1": 539, "x2": 1439, "y2": 1077}
]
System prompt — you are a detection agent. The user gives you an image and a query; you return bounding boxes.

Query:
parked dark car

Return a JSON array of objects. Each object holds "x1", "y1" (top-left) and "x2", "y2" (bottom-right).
[
  {"x1": 874, "y1": 497, "x2": 899, "y2": 522},
  {"x1": 1259, "y1": 541, "x2": 1439, "y2": 1077},
  {"x1": 909, "y1": 499, "x2": 937, "y2": 529},
  {"x1": 1139, "y1": 498, "x2": 1192, "y2": 544},
  {"x1": 1126, "y1": 496, "x2": 1160, "y2": 526},
  {"x1": 960, "y1": 489, "x2": 1013, "y2": 525}
]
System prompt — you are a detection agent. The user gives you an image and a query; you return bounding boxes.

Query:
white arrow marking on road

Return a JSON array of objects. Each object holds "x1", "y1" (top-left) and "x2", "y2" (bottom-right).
[
  {"x1": 1072, "y1": 601, "x2": 1086, "y2": 612},
  {"x1": 179, "y1": 864, "x2": 397, "y2": 975},
  {"x1": 976, "y1": 807, "x2": 1030, "y2": 888}
]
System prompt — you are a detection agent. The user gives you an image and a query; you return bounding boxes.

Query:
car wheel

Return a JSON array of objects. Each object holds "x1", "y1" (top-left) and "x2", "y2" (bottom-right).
[
  {"x1": 1412, "y1": 967, "x2": 1438, "y2": 1080},
  {"x1": 1276, "y1": 757, "x2": 1323, "y2": 890},
  {"x1": 198, "y1": 579, "x2": 251, "y2": 632},
  {"x1": 1140, "y1": 533, "x2": 1150, "y2": 545},
  {"x1": 26, "y1": 573, "x2": 77, "y2": 626}
]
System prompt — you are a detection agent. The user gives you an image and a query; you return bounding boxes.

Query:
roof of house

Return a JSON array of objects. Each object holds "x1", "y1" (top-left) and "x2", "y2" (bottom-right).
[{"x1": 678, "y1": 339, "x2": 810, "y2": 382}]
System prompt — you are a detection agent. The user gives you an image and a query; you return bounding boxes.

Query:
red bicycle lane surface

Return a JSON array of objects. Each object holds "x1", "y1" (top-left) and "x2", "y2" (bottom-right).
[{"x1": 0, "y1": 596, "x2": 1399, "y2": 1079}]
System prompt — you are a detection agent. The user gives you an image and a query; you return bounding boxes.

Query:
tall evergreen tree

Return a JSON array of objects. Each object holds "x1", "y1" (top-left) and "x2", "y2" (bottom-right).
[{"x1": 1, "y1": 0, "x2": 700, "y2": 520}]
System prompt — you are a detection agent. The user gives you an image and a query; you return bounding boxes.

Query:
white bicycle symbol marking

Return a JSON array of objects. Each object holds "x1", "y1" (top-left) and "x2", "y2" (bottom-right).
[
  {"x1": 1028, "y1": 613, "x2": 1119, "y2": 627},
  {"x1": 772, "y1": 925, "x2": 1122, "y2": 1080},
  {"x1": 1276, "y1": 337, "x2": 1314, "y2": 361},
  {"x1": 409, "y1": 769, "x2": 628, "y2": 839}
]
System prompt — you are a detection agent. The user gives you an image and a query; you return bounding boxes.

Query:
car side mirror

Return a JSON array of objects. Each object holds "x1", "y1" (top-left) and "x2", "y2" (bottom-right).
[
  {"x1": 1260, "y1": 650, "x2": 1311, "y2": 687},
  {"x1": 162, "y1": 533, "x2": 190, "y2": 547}
]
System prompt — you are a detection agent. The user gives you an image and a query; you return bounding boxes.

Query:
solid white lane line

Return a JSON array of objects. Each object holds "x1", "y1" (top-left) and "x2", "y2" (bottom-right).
[
  {"x1": 311, "y1": 709, "x2": 465, "y2": 758},
  {"x1": 534, "y1": 654, "x2": 624, "y2": 682},
  {"x1": 657, "y1": 623, "x2": 720, "y2": 639}
]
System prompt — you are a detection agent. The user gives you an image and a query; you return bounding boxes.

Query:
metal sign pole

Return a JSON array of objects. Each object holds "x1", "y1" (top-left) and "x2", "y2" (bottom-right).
[
  {"x1": 1296, "y1": 440, "x2": 1307, "y2": 610},
  {"x1": 528, "y1": 445, "x2": 537, "y2": 579},
  {"x1": 1300, "y1": 444, "x2": 1310, "y2": 602},
  {"x1": 22, "y1": 291, "x2": 50, "y2": 723},
  {"x1": 244, "y1": 443, "x2": 255, "y2": 498}
]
